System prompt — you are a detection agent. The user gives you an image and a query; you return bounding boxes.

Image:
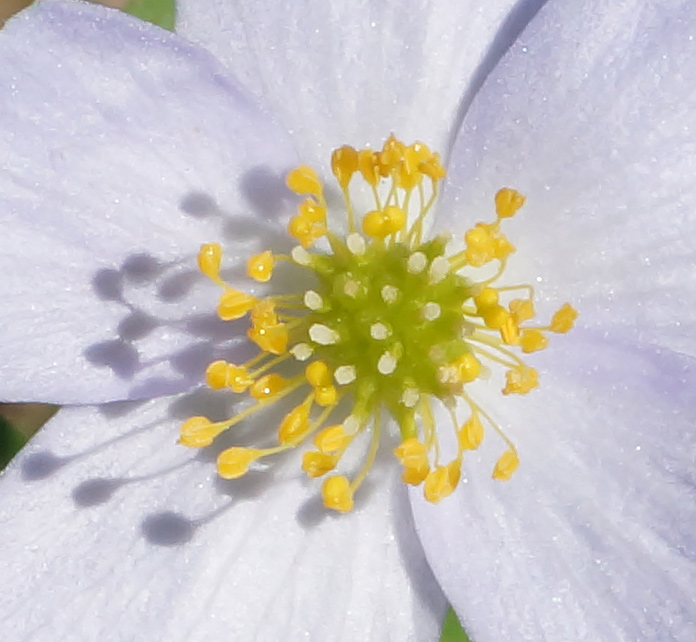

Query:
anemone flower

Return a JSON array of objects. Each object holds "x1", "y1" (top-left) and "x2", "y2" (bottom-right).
[{"x1": 1, "y1": 0, "x2": 695, "y2": 641}]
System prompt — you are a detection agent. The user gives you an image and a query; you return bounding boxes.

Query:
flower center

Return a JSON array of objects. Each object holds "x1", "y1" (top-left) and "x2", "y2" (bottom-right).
[{"x1": 180, "y1": 135, "x2": 577, "y2": 513}]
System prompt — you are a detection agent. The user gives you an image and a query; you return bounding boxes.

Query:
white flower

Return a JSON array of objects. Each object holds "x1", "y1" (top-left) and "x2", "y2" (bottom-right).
[{"x1": 1, "y1": 1, "x2": 695, "y2": 641}]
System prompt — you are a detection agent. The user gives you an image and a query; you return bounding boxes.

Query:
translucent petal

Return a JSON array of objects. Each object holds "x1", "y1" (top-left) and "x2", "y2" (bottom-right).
[
  {"x1": 0, "y1": 395, "x2": 446, "y2": 641},
  {"x1": 411, "y1": 331, "x2": 696, "y2": 641},
  {"x1": 0, "y1": 1, "x2": 296, "y2": 403},
  {"x1": 438, "y1": 0, "x2": 696, "y2": 356},
  {"x1": 177, "y1": 0, "x2": 548, "y2": 169}
]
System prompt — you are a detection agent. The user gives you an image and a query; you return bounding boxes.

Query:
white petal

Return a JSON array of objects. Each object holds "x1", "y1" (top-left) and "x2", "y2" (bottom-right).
[
  {"x1": 439, "y1": 0, "x2": 696, "y2": 356},
  {"x1": 411, "y1": 332, "x2": 696, "y2": 641},
  {"x1": 0, "y1": 395, "x2": 446, "y2": 641},
  {"x1": 0, "y1": 1, "x2": 297, "y2": 404},
  {"x1": 177, "y1": 0, "x2": 543, "y2": 168}
]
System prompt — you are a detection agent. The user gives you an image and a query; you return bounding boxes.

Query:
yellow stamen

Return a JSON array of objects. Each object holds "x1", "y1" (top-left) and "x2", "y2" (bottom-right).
[
  {"x1": 492, "y1": 448, "x2": 519, "y2": 480},
  {"x1": 197, "y1": 243, "x2": 223, "y2": 283},
  {"x1": 502, "y1": 366, "x2": 539, "y2": 395},
  {"x1": 286, "y1": 165, "x2": 323, "y2": 197},
  {"x1": 549, "y1": 303, "x2": 578, "y2": 333},
  {"x1": 246, "y1": 250, "x2": 275, "y2": 283},
  {"x1": 217, "y1": 447, "x2": 263, "y2": 479},
  {"x1": 218, "y1": 289, "x2": 257, "y2": 321},
  {"x1": 185, "y1": 136, "x2": 576, "y2": 513},
  {"x1": 321, "y1": 475, "x2": 354, "y2": 512},
  {"x1": 494, "y1": 187, "x2": 526, "y2": 219},
  {"x1": 458, "y1": 414, "x2": 484, "y2": 450}
]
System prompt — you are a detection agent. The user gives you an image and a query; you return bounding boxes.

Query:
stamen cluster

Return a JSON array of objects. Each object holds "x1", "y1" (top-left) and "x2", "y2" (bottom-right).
[{"x1": 181, "y1": 136, "x2": 577, "y2": 512}]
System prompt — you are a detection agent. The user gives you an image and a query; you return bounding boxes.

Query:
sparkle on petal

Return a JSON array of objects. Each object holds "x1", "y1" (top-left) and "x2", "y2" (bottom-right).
[{"x1": 183, "y1": 136, "x2": 577, "y2": 512}]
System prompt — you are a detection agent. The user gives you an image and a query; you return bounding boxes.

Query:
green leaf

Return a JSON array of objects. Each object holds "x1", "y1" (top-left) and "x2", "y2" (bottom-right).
[
  {"x1": 0, "y1": 414, "x2": 27, "y2": 470},
  {"x1": 440, "y1": 607, "x2": 472, "y2": 642},
  {"x1": 124, "y1": 0, "x2": 175, "y2": 31}
]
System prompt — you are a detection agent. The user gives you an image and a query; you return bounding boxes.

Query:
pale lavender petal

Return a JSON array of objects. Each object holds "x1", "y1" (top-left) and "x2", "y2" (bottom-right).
[
  {"x1": 0, "y1": 395, "x2": 446, "y2": 640},
  {"x1": 177, "y1": 0, "x2": 549, "y2": 170},
  {"x1": 438, "y1": 0, "x2": 696, "y2": 355},
  {"x1": 411, "y1": 332, "x2": 696, "y2": 640},
  {"x1": 0, "y1": 1, "x2": 297, "y2": 404}
]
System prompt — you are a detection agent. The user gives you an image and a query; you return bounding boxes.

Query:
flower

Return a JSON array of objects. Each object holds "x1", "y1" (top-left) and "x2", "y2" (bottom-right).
[{"x1": 1, "y1": 2, "x2": 695, "y2": 642}]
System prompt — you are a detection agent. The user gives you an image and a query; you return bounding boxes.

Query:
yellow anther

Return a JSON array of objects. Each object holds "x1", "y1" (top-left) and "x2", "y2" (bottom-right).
[
  {"x1": 362, "y1": 209, "x2": 389, "y2": 239},
  {"x1": 217, "y1": 289, "x2": 257, "y2": 321},
  {"x1": 408, "y1": 141, "x2": 432, "y2": 164},
  {"x1": 500, "y1": 316, "x2": 520, "y2": 345},
  {"x1": 383, "y1": 205, "x2": 407, "y2": 234},
  {"x1": 251, "y1": 299, "x2": 278, "y2": 328},
  {"x1": 474, "y1": 287, "x2": 499, "y2": 310},
  {"x1": 288, "y1": 214, "x2": 325, "y2": 248},
  {"x1": 419, "y1": 152, "x2": 446, "y2": 181},
  {"x1": 217, "y1": 447, "x2": 262, "y2": 479},
  {"x1": 380, "y1": 134, "x2": 406, "y2": 172},
  {"x1": 358, "y1": 149, "x2": 380, "y2": 186},
  {"x1": 228, "y1": 365, "x2": 254, "y2": 393},
  {"x1": 397, "y1": 149, "x2": 423, "y2": 189},
  {"x1": 446, "y1": 459, "x2": 462, "y2": 490},
  {"x1": 278, "y1": 400, "x2": 311, "y2": 445},
  {"x1": 248, "y1": 323, "x2": 289, "y2": 355},
  {"x1": 465, "y1": 223, "x2": 492, "y2": 249},
  {"x1": 502, "y1": 366, "x2": 539, "y2": 395},
  {"x1": 286, "y1": 165, "x2": 323, "y2": 197},
  {"x1": 492, "y1": 234, "x2": 515, "y2": 261},
  {"x1": 314, "y1": 424, "x2": 351, "y2": 454},
  {"x1": 519, "y1": 329, "x2": 549, "y2": 353},
  {"x1": 305, "y1": 360, "x2": 331, "y2": 387},
  {"x1": 495, "y1": 188, "x2": 526, "y2": 219},
  {"x1": 205, "y1": 361, "x2": 253, "y2": 393},
  {"x1": 250, "y1": 373, "x2": 288, "y2": 400},
  {"x1": 197, "y1": 243, "x2": 222, "y2": 281},
  {"x1": 394, "y1": 437, "x2": 428, "y2": 464},
  {"x1": 394, "y1": 438, "x2": 430, "y2": 485},
  {"x1": 481, "y1": 304, "x2": 510, "y2": 330},
  {"x1": 179, "y1": 416, "x2": 224, "y2": 448},
  {"x1": 549, "y1": 303, "x2": 578, "y2": 333},
  {"x1": 246, "y1": 250, "x2": 275, "y2": 283},
  {"x1": 331, "y1": 145, "x2": 359, "y2": 189},
  {"x1": 402, "y1": 462, "x2": 430, "y2": 485},
  {"x1": 321, "y1": 475, "x2": 354, "y2": 512},
  {"x1": 302, "y1": 451, "x2": 339, "y2": 477},
  {"x1": 205, "y1": 360, "x2": 231, "y2": 390},
  {"x1": 453, "y1": 353, "x2": 481, "y2": 383},
  {"x1": 314, "y1": 384, "x2": 337, "y2": 406},
  {"x1": 423, "y1": 465, "x2": 457, "y2": 503},
  {"x1": 492, "y1": 448, "x2": 519, "y2": 480},
  {"x1": 298, "y1": 198, "x2": 327, "y2": 223},
  {"x1": 458, "y1": 414, "x2": 484, "y2": 450},
  {"x1": 509, "y1": 298, "x2": 535, "y2": 323}
]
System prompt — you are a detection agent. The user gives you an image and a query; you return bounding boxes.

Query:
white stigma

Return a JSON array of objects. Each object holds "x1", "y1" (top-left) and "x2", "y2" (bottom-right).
[
  {"x1": 343, "y1": 414, "x2": 361, "y2": 436},
  {"x1": 370, "y1": 322, "x2": 390, "y2": 340},
  {"x1": 407, "y1": 252, "x2": 427, "y2": 274},
  {"x1": 377, "y1": 351, "x2": 398, "y2": 375},
  {"x1": 290, "y1": 343, "x2": 313, "y2": 361},
  {"x1": 343, "y1": 279, "x2": 360, "y2": 298},
  {"x1": 334, "y1": 365, "x2": 357, "y2": 385},
  {"x1": 422, "y1": 302, "x2": 441, "y2": 321},
  {"x1": 428, "y1": 256, "x2": 450, "y2": 284},
  {"x1": 381, "y1": 285, "x2": 398, "y2": 304},
  {"x1": 304, "y1": 290, "x2": 323, "y2": 310},
  {"x1": 401, "y1": 388, "x2": 420, "y2": 408},
  {"x1": 291, "y1": 246, "x2": 312, "y2": 266},
  {"x1": 346, "y1": 233, "x2": 366, "y2": 256},
  {"x1": 309, "y1": 323, "x2": 340, "y2": 345},
  {"x1": 437, "y1": 365, "x2": 458, "y2": 384}
]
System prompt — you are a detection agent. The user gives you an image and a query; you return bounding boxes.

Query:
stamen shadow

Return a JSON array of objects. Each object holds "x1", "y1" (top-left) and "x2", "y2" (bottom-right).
[{"x1": 83, "y1": 165, "x2": 296, "y2": 401}]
